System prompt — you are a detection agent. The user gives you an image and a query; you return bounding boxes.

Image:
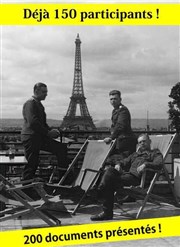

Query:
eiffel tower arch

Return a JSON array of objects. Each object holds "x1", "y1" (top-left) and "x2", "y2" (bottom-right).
[{"x1": 60, "y1": 34, "x2": 96, "y2": 130}]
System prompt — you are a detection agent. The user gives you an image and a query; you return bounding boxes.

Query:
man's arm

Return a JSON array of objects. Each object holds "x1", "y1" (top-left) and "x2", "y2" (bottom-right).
[
  {"x1": 144, "y1": 149, "x2": 163, "y2": 169},
  {"x1": 115, "y1": 153, "x2": 133, "y2": 172},
  {"x1": 137, "y1": 149, "x2": 163, "y2": 174}
]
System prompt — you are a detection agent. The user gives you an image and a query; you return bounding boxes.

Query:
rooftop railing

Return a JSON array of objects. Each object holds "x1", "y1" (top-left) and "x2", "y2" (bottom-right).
[{"x1": 0, "y1": 129, "x2": 179, "y2": 183}]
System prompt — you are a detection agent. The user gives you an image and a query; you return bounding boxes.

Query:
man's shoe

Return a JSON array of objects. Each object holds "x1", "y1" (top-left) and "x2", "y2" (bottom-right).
[{"x1": 90, "y1": 212, "x2": 113, "y2": 221}]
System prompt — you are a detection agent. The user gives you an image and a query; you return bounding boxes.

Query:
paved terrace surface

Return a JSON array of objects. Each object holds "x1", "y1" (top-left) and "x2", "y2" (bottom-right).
[{"x1": 0, "y1": 194, "x2": 180, "y2": 247}]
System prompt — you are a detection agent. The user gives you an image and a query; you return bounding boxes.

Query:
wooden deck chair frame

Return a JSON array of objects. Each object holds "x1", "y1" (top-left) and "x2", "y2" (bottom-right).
[
  {"x1": 0, "y1": 174, "x2": 62, "y2": 226},
  {"x1": 49, "y1": 139, "x2": 116, "y2": 215},
  {"x1": 120, "y1": 133, "x2": 179, "y2": 219}
]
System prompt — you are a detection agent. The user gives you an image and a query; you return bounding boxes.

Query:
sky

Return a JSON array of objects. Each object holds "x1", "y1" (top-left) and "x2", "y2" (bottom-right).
[{"x1": 0, "y1": 1, "x2": 179, "y2": 121}]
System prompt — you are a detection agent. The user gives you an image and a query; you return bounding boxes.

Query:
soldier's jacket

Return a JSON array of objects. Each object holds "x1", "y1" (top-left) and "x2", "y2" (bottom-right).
[
  {"x1": 21, "y1": 96, "x2": 50, "y2": 141},
  {"x1": 119, "y1": 148, "x2": 163, "y2": 178},
  {"x1": 110, "y1": 105, "x2": 134, "y2": 140}
]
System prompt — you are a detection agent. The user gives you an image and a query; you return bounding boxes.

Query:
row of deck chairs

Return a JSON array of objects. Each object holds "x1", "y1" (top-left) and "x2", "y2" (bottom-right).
[{"x1": 0, "y1": 133, "x2": 179, "y2": 227}]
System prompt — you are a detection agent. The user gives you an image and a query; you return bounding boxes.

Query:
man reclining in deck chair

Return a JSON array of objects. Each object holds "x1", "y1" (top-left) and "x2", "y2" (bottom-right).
[{"x1": 90, "y1": 133, "x2": 163, "y2": 221}]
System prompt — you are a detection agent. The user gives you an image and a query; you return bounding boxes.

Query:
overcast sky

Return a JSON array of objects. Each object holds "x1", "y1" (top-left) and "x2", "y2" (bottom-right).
[{"x1": 0, "y1": 1, "x2": 179, "y2": 121}]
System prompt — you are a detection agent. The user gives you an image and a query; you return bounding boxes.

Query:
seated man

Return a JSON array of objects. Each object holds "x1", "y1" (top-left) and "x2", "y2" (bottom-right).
[{"x1": 91, "y1": 133, "x2": 163, "y2": 221}]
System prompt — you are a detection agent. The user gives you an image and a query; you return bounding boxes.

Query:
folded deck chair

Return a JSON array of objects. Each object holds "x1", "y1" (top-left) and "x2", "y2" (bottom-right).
[
  {"x1": 117, "y1": 133, "x2": 179, "y2": 219},
  {"x1": 0, "y1": 174, "x2": 66, "y2": 227},
  {"x1": 47, "y1": 139, "x2": 116, "y2": 214}
]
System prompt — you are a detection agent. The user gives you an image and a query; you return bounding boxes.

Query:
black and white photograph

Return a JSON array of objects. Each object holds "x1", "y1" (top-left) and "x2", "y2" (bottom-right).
[{"x1": 0, "y1": 0, "x2": 180, "y2": 246}]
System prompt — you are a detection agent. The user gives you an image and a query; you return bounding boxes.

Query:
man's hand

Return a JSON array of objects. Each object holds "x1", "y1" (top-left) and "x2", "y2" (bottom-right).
[
  {"x1": 137, "y1": 163, "x2": 146, "y2": 174},
  {"x1": 114, "y1": 164, "x2": 123, "y2": 174},
  {"x1": 104, "y1": 137, "x2": 112, "y2": 144},
  {"x1": 48, "y1": 129, "x2": 60, "y2": 139}
]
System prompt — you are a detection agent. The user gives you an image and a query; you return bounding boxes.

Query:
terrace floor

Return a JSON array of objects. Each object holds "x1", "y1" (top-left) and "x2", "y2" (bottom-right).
[{"x1": 0, "y1": 195, "x2": 180, "y2": 247}]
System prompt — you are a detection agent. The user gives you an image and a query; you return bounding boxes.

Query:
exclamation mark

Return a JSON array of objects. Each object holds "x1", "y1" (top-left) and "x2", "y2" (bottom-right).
[
  {"x1": 156, "y1": 9, "x2": 159, "y2": 19},
  {"x1": 159, "y1": 224, "x2": 161, "y2": 233}
]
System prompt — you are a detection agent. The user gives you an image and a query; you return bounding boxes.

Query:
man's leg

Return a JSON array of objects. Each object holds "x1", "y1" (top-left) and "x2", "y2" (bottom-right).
[
  {"x1": 41, "y1": 137, "x2": 68, "y2": 168},
  {"x1": 22, "y1": 137, "x2": 41, "y2": 181},
  {"x1": 91, "y1": 167, "x2": 121, "y2": 221},
  {"x1": 115, "y1": 172, "x2": 141, "y2": 204},
  {"x1": 91, "y1": 168, "x2": 141, "y2": 221},
  {"x1": 21, "y1": 137, "x2": 42, "y2": 200},
  {"x1": 120, "y1": 173, "x2": 140, "y2": 187}
]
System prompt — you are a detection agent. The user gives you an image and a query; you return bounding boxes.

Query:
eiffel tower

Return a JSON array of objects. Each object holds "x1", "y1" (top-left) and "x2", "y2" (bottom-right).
[{"x1": 60, "y1": 34, "x2": 96, "y2": 130}]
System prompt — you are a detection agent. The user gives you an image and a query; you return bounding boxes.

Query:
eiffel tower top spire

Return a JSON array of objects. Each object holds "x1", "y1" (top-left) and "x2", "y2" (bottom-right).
[
  {"x1": 72, "y1": 33, "x2": 84, "y2": 97},
  {"x1": 60, "y1": 34, "x2": 96, "y2": 130}
]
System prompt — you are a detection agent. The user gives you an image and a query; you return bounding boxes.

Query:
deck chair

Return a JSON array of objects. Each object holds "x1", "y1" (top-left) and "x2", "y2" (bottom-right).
[
  {"x1": 0, "y1": 174, "x2": 67, "y2": 227},
  {"x1": 117, "y1": 133, "x2": 179, "y2": 219},
  {"x1": 47, "y1": 139, "x2": 116, "y2": 214}
]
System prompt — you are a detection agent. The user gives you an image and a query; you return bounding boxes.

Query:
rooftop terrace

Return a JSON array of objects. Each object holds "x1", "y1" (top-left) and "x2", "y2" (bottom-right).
[{"x1": 0, "y1": 130, "x2": 180, "y2": 246}]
